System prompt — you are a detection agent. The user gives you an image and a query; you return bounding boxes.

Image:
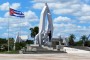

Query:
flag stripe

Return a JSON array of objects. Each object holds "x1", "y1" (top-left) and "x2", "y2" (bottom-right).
[{"x1": 9, "y1": 8, "x2": 25, "y2": 18}]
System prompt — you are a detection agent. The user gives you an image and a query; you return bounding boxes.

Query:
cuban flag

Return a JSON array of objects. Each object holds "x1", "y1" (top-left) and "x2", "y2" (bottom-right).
[{"x1": 9, "y1": 8, "x2": 25, "y2": 18}]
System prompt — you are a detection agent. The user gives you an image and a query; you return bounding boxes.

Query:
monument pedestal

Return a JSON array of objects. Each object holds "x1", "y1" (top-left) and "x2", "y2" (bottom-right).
[
  {"x1": 24, "y1": 44, "x2": 66, "y2": 54},
  {"x1": 26, "y1": 44, "x2": 50, "y2": 52}
]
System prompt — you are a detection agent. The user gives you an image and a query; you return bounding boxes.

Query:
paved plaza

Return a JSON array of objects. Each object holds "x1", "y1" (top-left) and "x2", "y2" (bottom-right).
[{"x1": 0, "y1": 53, "x2": 90, "y2": 60}]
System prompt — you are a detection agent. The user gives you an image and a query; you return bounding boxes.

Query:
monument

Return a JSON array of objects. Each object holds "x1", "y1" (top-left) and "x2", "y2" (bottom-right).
[
  {"x1": 25, "y1": 3, "x2": 66, "y2": 53},
  {"x1": 35, "y1": 3, "x2": 53, "y2": 47}
]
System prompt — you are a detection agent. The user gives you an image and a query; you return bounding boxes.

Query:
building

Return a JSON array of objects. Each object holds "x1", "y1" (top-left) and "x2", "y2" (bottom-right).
[
  {"x1": 15, "y1": 33, "x2": 28, "y2": 43},
  {"x1": 51, "y1": 37, "x2": 69, "y2": 48}
]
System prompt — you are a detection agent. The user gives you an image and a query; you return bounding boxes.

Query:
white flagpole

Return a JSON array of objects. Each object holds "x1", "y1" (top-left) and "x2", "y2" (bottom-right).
[
  {"x1": 19, "y1": 16, "x2": 24, "y2": 42},
  {"x1": 20, "y1": 18, "x2": 21, "y2": 42},
  {"x1": 17, "y1": 17, "x2": 21, "y2": 43},
  {"x1": 7, "y1": 7, "x2": 10, "y2": 52},
  {"x1": 8, "y1": 16, "x2": 10, "y2": 52}
]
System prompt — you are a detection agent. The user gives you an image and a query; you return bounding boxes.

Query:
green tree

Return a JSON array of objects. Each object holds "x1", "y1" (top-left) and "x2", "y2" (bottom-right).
[
  {"x1": 80, "y1": 35, "x2": 88, "y2": 46},
  {"x1": 0, "y1": 38, "x2": 7, "y2": 51},
  {"x1": 8, "y1": 38, "x2": 14, "y2": 50},
  {"x1": 74, "y1": 40, "x2": 83, "y2": 46},
  {"x1": 68, "y1": 34, "x2": 75, "y2": 46},
  {"x1": 26, "y1": 40, "x2": 34, "y2": 44},
  {"x1": 0, "y1": 38, "x2": 7, "y2": 44},
  {"x1": 15, "y1": 42, "x2": 26, "y2": 50},
  {"x1": 29, "y1": 26, "x2": 39, "y2": 38},
  {"x1": 0, "y1": 38, "x2": 15, "y2": 51}
]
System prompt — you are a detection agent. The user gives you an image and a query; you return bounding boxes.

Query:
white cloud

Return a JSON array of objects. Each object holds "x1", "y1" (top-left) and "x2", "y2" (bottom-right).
[
  {"x1": 33, "y1": 3, "x2": 44, "y2": 9},
  {"x1": 79, "y1": 16, "x2": 90, "y2": 23},
  {"x1": 33, "y1": 3, "x2": 62, "y2": 9},
  {"x1": 20, "y1": 35, "x2": 28, "y2": 40},
  {"x1": 53, "y1": 3, "x2": 81, "y2": 15},
  {"x1": 2, "y1": 32, "x2": 15, "y2": 38},
  {"x1": 32, "y1": 1, "x2": 81, "y2": 15},
  {"x1": 32, "y1": 0, "x2": 59, "y2": 3},
  {"x1": 0, "y1": 2, "x2": 9, "y2": 11},
  {"x1": 82, "y1": 4, "x2": 90, "y2": 12},
  {"x1": 32, "y1": 0, "x2": 79, "y2": 3},
  {"x1": 33, "y1": 3, "x2": 88, "y2": 24},
  {"x1": 24, "y1": 10, "x2": 38, "y2": 19},
  {"x1": 0, "y1": 2, "x2": 20, "y2": 11},
  {"x1": 72, "y1": 4, "x2": 90, "y2": 17},
  {"x1": 4, "y1": 12, "x2": 9, "y2": 17},
  {"x1": 54, "y1": 23, "x2": 77, "y2": 29},
  {"x1": 0, "y1": 17, "x2": 6, "y2": 22},
  {"x1": 80, "y1": 16, "x2": 90, "y2": 20},
  {"x1": 2, "y1": 29, "x2": 29, "y2": 39},
  {"x1": 21, "y1": 22, "x2": 30, "y2": 26},
  {"x1": 53, "y1": 9, "x2": 75, "y2": 14},
  {"x1": 20, "y1": 31, "x2": 28, "y2": 35},
  {"x1": 10, "y1": 3, "x2": 20, "y2": 9},
  {"x1": 54, "y1": 16, "x2": 72, "y2": 23},
  {"x1": 53, "y1": 23, "x2": 90, "y2": 38},
  {"x1": 10, "y1": 21, "x2": 32, "y2": 28},
  {"x1": 32, "y1": 2, "x2": 72, "y2": 10},
  {"x1": 10, "y1": 23, "x2": 19, "y2": 28},
  {"x1": 0, "y1": 17, "x2": 8, "y2": 27}
]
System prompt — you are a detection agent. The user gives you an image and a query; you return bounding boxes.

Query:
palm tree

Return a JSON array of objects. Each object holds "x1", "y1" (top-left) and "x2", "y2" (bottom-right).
[
  {"x1": 68, "y1": 34, "x2": 75, "y2": 46},
  {"x1": 29, "y1": 26, "x2": 39, "y2": 39},
  {"x1": 80, "y1": 35, "x2": 88, "y2": 46}
]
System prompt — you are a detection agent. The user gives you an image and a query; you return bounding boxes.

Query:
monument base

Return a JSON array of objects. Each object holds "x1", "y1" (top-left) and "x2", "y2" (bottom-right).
[{"x1": 24, "y1": 44, "x2": 66, "y2": 54}]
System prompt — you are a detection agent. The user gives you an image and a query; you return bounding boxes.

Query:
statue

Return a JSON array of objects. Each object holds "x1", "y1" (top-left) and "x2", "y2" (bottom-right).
[{"x1": 35, "y1": 3, "x2": 53, "y2": 47}]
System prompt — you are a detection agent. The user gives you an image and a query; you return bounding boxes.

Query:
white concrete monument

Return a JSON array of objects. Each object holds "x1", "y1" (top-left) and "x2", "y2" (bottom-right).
[{"x1": 35, "y1": 3, "x2": 53, "y2": 47}]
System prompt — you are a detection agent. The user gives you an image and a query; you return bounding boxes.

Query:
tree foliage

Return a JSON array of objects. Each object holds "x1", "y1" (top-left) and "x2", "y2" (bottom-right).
[
  {"x1": 0, "y1": 38, "x2": 14, "y2": 51},
  {"x1": 80, "y1": 35, "x2": 88, "y2": 46},
  {"x1": 26, "y1": 40, "x2": 34, "y2": 44},
  {"x1": 68, "y1": 34, "x2": 75, "y2": 46},
  {"x1": 74, "y1": 40, "x2": 83, "y2": 46},
  {"x1": 0, "y1": 38, "x2": 7, "y2": 44},
  {"x1": 29, "y1": 26, "x2": 39, "y2": 38},
  {"x1": 15, "y1": 42, "x2": 26, "y2": 50}
]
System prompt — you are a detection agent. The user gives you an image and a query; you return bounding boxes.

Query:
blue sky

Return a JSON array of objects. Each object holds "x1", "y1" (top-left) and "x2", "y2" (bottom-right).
[{"x1": 0, "y1": 0, "x2": 90, "y2": 41}]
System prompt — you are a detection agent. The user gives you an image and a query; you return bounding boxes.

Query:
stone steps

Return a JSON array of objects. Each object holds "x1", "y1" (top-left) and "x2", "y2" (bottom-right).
[
  {"x1": 23, "y1": 45, "x2": 66, "y2": 54},
  {"x1": 70, "y1": 46, "x2": 90, "y2": 51},
  {"x1": 23, "y1": 51, "x2": 66, "y2": 54}
]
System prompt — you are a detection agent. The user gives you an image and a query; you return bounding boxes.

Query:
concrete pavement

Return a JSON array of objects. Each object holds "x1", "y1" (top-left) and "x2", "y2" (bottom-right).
[{"x1": 0, "y1": 53, "x2": 90, "y2": 60}]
